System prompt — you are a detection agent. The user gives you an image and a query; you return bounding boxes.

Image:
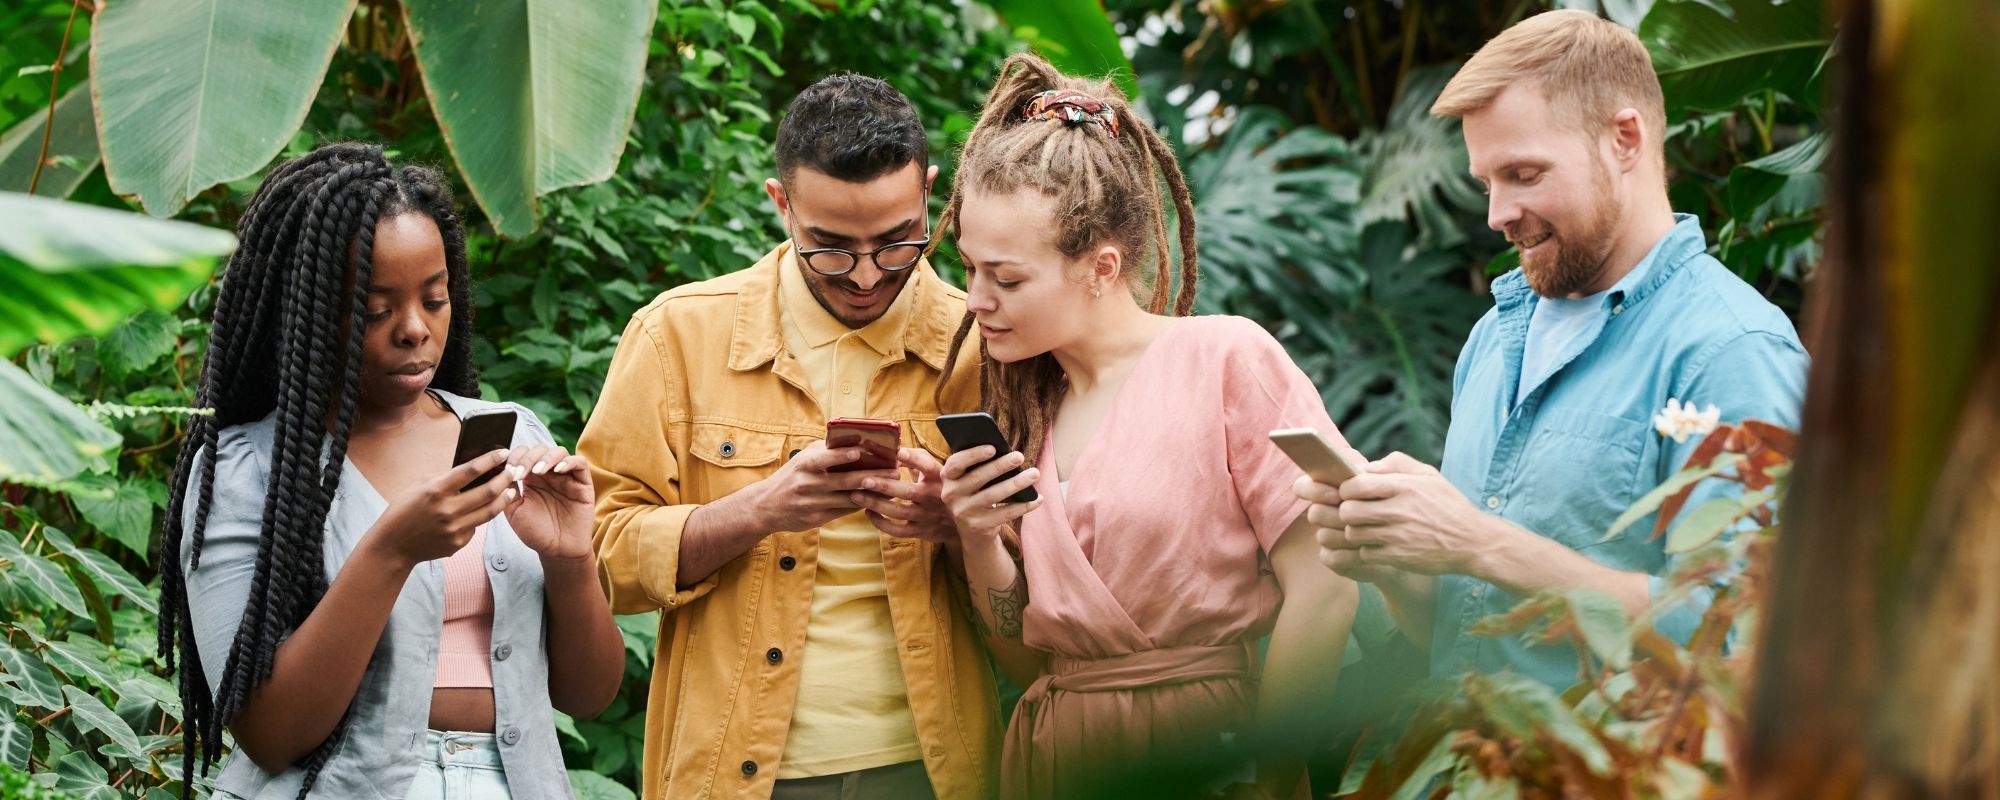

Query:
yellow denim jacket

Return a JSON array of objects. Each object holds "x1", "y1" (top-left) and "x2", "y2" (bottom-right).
[{"x1": 578, "y1": 243, "x2": 997, "y2": 799}]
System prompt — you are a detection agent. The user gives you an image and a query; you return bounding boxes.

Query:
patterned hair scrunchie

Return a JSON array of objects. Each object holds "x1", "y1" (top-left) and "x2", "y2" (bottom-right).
[{"x1": 1022, "y1": 90, "x2": 1120, "y2": 138}]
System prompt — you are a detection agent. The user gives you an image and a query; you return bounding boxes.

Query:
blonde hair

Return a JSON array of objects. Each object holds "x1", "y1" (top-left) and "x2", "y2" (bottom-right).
[
  {"x1": 936, "y1": 52, "x2": 1199, "y2": 464},
  {"x1": 1432, "y1": 10, "x2": 1666, "y2": 156}
]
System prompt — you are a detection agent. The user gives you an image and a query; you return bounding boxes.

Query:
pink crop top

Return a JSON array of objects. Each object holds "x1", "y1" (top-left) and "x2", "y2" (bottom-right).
[{"x1": 434, "y1": 524, "x2": 495, "y2": 689}]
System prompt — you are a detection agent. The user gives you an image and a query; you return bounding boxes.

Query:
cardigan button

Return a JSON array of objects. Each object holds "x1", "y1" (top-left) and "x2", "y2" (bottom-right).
[
  {"x1": 500, "y1": 727, "x2": 521, "y2": 746},
  {"x1": 491, "y1": 555, "x2": 510, "y2": 572},
  {"x1": 494, "y1": 644, "x2": 513, "y2": 662}
]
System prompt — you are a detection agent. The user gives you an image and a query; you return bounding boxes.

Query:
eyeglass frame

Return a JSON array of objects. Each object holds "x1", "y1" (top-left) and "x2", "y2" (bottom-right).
[{"x1": 782, "y1": 188, "x2": 933, "y2": 277}]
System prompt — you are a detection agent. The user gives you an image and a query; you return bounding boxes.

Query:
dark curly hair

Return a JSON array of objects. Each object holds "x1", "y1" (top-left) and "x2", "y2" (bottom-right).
[
  {"x1": 775, "y1": 72, "x2": 929, "y2": 184},
  {"x1": 157, "y1": 142, "x2": 477, "y2": 798}
]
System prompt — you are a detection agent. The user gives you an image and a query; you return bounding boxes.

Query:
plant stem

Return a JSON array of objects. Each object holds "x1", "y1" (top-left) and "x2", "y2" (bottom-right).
[{"x1": 27, "y1": 0, "x2": 85, "y2": 196}]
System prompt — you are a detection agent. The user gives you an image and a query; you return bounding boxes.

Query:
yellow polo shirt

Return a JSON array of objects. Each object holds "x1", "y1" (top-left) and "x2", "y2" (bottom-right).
[{"x1": 774, "y1": 254, "x2": 924, "y2": 777}]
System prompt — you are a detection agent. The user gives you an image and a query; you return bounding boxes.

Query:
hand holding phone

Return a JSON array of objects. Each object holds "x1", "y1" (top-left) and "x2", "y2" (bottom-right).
[
  {"x1": 936, "y1": 412, "x2": 1037, "y2": 504},
  {"x1": 826, "y1": 418, "x2": 901, "y2": 473},
  {"x1": 454, "y1": 409, "x2": 519, "y2": 491}
]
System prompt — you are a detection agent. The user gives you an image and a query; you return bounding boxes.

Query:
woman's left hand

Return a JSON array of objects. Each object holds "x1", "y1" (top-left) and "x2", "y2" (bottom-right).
[{"x1": 504, "y1": 445, "x2": 595, "y2": 562}]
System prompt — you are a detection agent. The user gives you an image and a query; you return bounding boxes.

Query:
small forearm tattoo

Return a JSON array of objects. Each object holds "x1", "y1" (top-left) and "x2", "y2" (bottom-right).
[{"x1": 988, "y1": 575, "x2": 1025, "y2": 639}]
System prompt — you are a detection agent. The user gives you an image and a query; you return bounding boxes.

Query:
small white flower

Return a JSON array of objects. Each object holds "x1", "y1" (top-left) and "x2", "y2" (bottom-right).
[{"x1": 1654, "y1": 398, "x2": 1721, "y2": 443}]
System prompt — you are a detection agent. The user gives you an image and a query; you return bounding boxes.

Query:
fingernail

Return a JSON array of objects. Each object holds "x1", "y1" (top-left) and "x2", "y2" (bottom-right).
[
  {"x1": 504, "y1": 488, "x2": 517, "y2": 501},
  {"x1": 863, "y1": 479, "x2": 877, "y2": 490},
  {"x1": 533, "y1": 461, "x2": 549, "y2": 474},
  {"x1": 1023, "y1": 468, "x2": 1039, "y2": 480},
  {"x1": 553, "y1": 461, "x2": 573, "y2": 473},
  {"x1": 509, "y1": 465, "x2": 527, "y2": 480}
]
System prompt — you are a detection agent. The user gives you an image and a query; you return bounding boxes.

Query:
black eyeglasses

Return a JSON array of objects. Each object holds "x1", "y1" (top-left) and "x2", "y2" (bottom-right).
[{"x1": 785, "y1": 191, "x2": 932, "y2": 277}]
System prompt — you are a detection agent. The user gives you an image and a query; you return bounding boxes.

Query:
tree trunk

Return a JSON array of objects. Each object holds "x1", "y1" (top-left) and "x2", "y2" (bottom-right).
[{"x1": 1740, "y1": 0, "x2": 2000, "y2": 795}]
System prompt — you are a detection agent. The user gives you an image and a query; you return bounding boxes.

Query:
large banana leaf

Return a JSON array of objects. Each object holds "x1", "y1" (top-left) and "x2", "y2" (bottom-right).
[
  {"x1": 0, "y1": 191, "x2": 232, "y2": 355},
  {"x1": 1639, "y1": 0, "x2": 1829, "y2": 112},
  {"x1": 0, "y1": 360, "x2": 121, "y2": 488},
  {"x1": 90, "y1": 0, "x2": 357, "y2": 217},
  {"x1": 984, "y1": 0, "x2": 1138, "y2": 100},
  {"x1": 0, "y1": 86, "x2": 99, "y2": 198},
  {"x1": 401, "y1": 0, "x2": 657, "y2": 239}
]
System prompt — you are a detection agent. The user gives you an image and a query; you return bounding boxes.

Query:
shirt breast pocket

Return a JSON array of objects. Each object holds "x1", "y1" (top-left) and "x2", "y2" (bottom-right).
[
  {"x1": 687, "y1": 422, "x2": 790, "y2": 499},
  {"x1": 1506, "y1": 408, "x2": 1651, "y2": 553}
]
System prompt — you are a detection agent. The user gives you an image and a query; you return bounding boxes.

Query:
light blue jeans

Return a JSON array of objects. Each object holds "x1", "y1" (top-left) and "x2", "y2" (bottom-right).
[{"x1": 405, "y1": 730, "x2": 513, "y2": 799}]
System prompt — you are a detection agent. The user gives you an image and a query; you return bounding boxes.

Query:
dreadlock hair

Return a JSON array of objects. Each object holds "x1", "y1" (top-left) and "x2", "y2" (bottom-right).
[
  {"x1": 156, "y1": 142, "x2": 477, "y2": 798},
  {"x1": 935, "y1": 53, "x2": 1200, "y2": 465}
]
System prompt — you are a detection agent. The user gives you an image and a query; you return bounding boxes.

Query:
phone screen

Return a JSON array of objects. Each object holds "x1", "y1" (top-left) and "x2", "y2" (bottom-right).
[{"x1": 453, "y1": 409, "x2": 517, "y2": 491}]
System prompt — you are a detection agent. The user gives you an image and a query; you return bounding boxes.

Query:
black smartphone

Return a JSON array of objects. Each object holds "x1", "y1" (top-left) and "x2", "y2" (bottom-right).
[
  {"x1": 935, "y1": 412, "x2": 1037, "y2": 504},
  {"x1": 452, "y1": 408, "x2": 518, "y2": 492}
]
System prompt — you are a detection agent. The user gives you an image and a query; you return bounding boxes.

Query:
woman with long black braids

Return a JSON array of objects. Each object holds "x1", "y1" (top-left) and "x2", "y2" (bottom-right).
[{"x1": 158, "y1": 142, "x2": 624, "y2": 799}]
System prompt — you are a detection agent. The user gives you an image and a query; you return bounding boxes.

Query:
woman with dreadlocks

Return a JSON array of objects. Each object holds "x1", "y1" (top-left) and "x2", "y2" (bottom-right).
[
  {"x1": 917, "y1": 55, "x2": 1361, "y2": 799},
  {"x1": 158, "y1": 142, "x2": 623, "y2": 799}
]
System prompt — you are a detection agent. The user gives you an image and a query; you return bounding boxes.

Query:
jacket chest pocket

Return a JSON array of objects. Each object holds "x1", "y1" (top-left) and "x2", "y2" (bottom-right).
[{"x1": 686, "y1": 422, "x2": 792, "y2": 498}]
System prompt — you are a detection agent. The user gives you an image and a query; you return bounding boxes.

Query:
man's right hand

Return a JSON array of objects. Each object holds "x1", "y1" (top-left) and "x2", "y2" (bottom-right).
[
  {"x1": 1295, "y1": 474, "x2": 1406, "y2": 586},
  {"x1": 747, "y1": 440, "x2": 901, "y2": 533}
]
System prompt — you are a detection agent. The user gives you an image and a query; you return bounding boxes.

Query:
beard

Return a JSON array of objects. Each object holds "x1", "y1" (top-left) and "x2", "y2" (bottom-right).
[{"x1": 1511, "y1": 161, "x2": 1624, "y2": 298}]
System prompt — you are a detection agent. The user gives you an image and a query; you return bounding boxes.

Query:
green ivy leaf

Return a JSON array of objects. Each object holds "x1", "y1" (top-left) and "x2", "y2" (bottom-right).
[
  {"x1": 0, "y1": 537, "x2": 91, "y2": 618},
  {"x1": 61, "y1": 685, "x2": 145, "y2": 763},
  {"x1": 569, "y1": 769, "x2": 637, "y2": 800},
  {"x1": 38, "y1": 527, "x2": 155, "y2": 615}
]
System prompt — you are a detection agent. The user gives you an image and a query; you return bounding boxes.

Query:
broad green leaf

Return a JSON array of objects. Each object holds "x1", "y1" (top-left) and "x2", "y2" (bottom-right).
[
  {"x1": 41, "y1": 527, "x2": 156, "y2": 614},
  {"x1": 0, "y1": 85, "x2": 99, "y2": 198},
  {"x1": 117, "y1": 676, "x2": 181, "y2": 719},
  {"x1": 0, "y1": 644, "x2": 64, "y2": 709},
  {"x1": 569, "y1": 769, "x2": 638, "y2": 800},
  {"x1": 96, "y1": 309, "x2": 181, "y2": 382},
  {"x1": 1561, "y1": 588, "x2": 1634, "y2": 671},
  {"x1": 62, "y1": 685, "x2": 144, "y2": 761},
  {"x1": 986, "y1": 0, "x2": 1138, "y2": 101},
  {"x1": 0, "y1": 191, "x2": 232, "y2": 355},
  {"x1": 553, "y1": 711, "x2": 586, "y2": 750},
  {"x1": 1666, "y1": 488, "x2": 1775, "y2": 553},
  {"x1": 401, "y1": 0, "x2": 657, "y2": 238},
  {"x1": 90, "y1": 0, "x2": 358, "y2": 216},
  {"x1": 1640, "y1": 0, "x2": 1829, "y2": 112},
  {"x1": 52, "y1": 748, "x2": 120, "y2": 800},
  {"x1": 1385, "y1": 733, "x2": 1459, "y2": 800},
  {"x1": 0, "y1": 702, "x2": 27, "y2": 770},
  {"x1": 1453, "y1": 770, "x2": 1524, "y2": 800},
  {"x1": 67, "y1": 476, "x2": 154, "y2": 558},
  {"x1": 0, "y1": 536, "x2": 90, "y2": 618},
  {"x1": 1602, "y1": 453, "x2": 1745, "y2": 542},
  {"x1": 1467, "y1": 672, "x2": 1615, "y2": 776},
  {"x1": 1727, "y1": 130, "x2": 1828, "y2": 222},
  {"x1": 38, "y1": 640, "x2": 121, "y2": 691},
  {"x1": 1556, "y1": 0, "x2": 1657, "y2": 29},
  {"x1": 0, "y1": 359, "x2": 121, "y2": 486}
]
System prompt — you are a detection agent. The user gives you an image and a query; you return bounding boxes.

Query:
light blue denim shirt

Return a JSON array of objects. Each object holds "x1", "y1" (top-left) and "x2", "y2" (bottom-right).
[
  {"x1": 1433, "y1": 214, "x2": 1808, "y2": 687},
  {"x1": 180, "y1": 390, "x2": 574, "y2": 799}
]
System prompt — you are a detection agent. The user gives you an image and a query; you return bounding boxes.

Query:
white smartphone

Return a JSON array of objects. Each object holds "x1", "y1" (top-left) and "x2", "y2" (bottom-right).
[{"x1": 1268, "y1": 428, "x2": 1365, "y2": 486}]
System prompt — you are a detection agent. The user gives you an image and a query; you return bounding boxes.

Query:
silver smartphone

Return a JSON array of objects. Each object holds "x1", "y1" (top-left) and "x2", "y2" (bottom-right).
[{"x1": 1268, "y1": 427, "x2": 1365, "y2": 485}]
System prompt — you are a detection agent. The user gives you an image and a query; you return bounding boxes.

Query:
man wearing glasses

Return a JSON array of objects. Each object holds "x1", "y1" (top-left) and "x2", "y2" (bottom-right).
[{"x1": 580, "y1": 74, "x2": 997, "y2": 800}]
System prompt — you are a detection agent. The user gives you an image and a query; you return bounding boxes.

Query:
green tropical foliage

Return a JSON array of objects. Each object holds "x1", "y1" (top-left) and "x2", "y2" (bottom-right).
[{"x1": 0, "y1": 0, "x2": 1836, "y2": 795}]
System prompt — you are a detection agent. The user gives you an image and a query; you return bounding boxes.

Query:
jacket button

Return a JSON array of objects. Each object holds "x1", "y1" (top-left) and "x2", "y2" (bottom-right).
[
  {"x1": 720, "y1": 441, "x2": 737, "y2": 459},
  {"x1": 494, "y1": 644, "x2": 513, "y2": 662},
  {"x1": 491, "y1": 555, "x2": 510, "y2": 572},
  {"x1": 766, "y1": 647, "x2": 783, "y2": 665},
  {"x1": 788, "y1": 448, "x2": 802, "y2": 460},
  {"x1": 741, "y1": 760, "x2": 758, "y2": 777},
  {"x1": 779, "y1": 555, "x2": 797, "y2": 571},
  {"x1": 500, "y1": 727, "x2": 521, "y2": 746}
]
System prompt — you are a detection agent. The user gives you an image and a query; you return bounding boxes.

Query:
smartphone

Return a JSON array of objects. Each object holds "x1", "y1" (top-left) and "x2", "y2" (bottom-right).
[
  {"x1": 826, "y1": 417, "x2": 901, "y2": 473},
  {"x1": 1268, "y1": 428, "x2": 1365, "y2": 486},
  {"x1": 453, "y1": 408, "x2": 518, "y2": 491},
  {"x1": 935, "y1": 412, "x2": 1037, "y2": 504}
]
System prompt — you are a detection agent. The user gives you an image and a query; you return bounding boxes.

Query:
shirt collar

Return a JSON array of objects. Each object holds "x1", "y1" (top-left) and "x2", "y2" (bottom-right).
[
  {"x1": 1494, "y1": 212, "x2": 1709, "y2": 313},
  {"x1": 778, "y1": 246, "x2": 916, "y2": 356}
]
